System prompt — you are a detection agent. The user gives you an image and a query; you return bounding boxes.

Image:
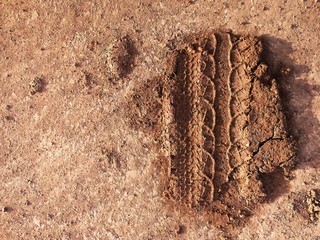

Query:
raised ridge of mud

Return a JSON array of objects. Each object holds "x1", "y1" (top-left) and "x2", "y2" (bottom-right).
[{"x1": 160, "y1": 31, "x2": 295, "y2": 225}]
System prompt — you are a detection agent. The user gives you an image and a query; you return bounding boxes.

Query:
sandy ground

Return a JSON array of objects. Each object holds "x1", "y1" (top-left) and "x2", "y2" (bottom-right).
[{"x1": 1, "y1": 0, "x2": 320, "y2": 239}]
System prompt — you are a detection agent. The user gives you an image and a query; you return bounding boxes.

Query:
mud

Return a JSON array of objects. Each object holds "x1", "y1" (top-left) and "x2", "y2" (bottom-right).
[{"x1": 132, "y1": 31, "x2": 296, "y2": 228}]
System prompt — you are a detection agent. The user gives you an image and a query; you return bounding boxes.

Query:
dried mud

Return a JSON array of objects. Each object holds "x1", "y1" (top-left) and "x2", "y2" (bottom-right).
[
  {"x1": 132, "y1": 31, "x2": 296, "y2": 228},
  {"x1": 1, "y1": 1, "x2": 319, "y2": 239}
]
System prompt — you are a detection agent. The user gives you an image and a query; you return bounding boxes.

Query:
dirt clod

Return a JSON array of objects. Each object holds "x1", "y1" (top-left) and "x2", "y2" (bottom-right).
[
  {"x1": 29, "y1": 77, "x2": 45, "y2": 95},
  {"x1": 307, "y1": 189, "x2": 320, "y2": 222}
]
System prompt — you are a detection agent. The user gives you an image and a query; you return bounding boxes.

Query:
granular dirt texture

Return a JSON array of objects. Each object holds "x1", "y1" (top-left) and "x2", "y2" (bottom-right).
[
  {"x1": 292, "y1": 189, "x2": 320, "y2": 223},
  {"x1": 306, "y1": 189, "x2": 320, "y2": 222},
  {"x1": 156, "y1": 31, "x2": 296, "y2": 226}
]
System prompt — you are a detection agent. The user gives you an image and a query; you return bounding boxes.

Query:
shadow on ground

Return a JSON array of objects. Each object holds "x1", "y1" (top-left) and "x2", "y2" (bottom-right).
[{"x1": 261, "y1": 35, "x2": 320, "y2": 171}]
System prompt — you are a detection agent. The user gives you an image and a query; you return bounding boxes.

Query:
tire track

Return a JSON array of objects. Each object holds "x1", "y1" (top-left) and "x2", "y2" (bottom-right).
[{"x1": 161, "y1": 32, "x2": 295, "y2": 224}]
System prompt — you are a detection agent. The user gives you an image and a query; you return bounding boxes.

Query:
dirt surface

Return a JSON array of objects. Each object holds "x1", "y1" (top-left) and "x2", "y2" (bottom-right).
[{"x1": 1, "y1": 1, "x2": 320, "y2": 239}]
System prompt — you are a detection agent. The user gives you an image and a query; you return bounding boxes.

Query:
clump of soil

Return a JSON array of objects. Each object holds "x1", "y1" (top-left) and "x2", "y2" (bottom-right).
[
  {"x1": 307, "y1": 189, "x2": 320, "y2": 222},
  {"x1": 29, "y1": 77, "x2": 45, "y2": 95},
  {"x1": 292, "y1": 189, "x2": 320, "y2": 223}
]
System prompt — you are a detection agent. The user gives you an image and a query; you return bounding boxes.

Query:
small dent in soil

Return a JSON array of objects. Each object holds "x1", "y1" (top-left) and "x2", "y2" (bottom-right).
[{"x1": 105, "y1": 35, "x2": 138, "y2": 79}]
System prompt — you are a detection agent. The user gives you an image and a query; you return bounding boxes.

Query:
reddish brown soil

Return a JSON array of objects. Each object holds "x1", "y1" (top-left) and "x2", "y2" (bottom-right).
[{"x1": 1, "y1": 1, "x2": 320, "y2": 239}]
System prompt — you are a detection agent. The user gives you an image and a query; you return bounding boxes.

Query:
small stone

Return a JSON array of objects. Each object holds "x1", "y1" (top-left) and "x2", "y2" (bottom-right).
[{"x1": 280, "y1": 67, "x2": 292, "y2": 78}]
